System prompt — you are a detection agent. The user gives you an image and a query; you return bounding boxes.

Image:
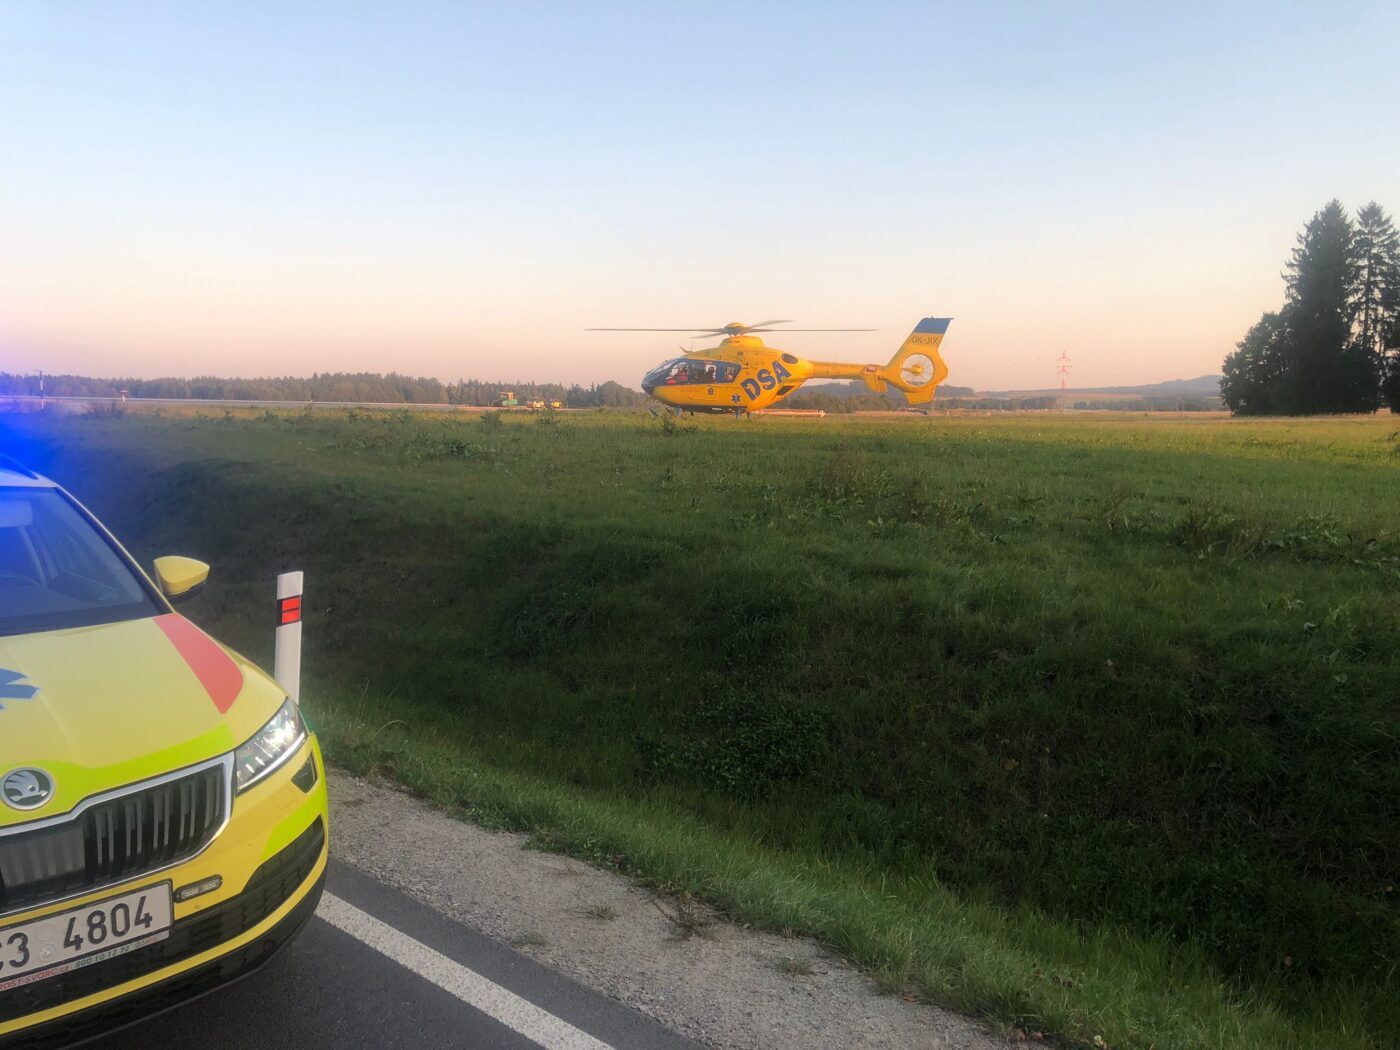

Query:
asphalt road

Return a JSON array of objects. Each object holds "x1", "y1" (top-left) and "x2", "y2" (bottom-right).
[{"x1": 82, "y1": 862, "x2": 701, "y2": 1050}]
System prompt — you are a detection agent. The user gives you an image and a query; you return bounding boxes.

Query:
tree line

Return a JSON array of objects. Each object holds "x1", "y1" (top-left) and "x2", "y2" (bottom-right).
[
  {"x1": 0, "y1": 371, "x2": 649, "y2": 409},
  {"x1": 780, "y1": 382, "x2": 977, "y2": 413},
  {"x1": 1222, "y1": 200, "x2": 1400, "y2": 414}
]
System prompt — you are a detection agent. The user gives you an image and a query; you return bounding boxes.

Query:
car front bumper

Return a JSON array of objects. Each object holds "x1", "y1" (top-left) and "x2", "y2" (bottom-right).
[{"x1": 0, "y1": 736, "x2": 329, "y2": 1047}]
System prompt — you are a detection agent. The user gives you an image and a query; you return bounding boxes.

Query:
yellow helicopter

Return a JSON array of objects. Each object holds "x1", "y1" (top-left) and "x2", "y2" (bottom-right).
[{"x1": 589, "y1": 318, "x2": 953, "y2": 416}]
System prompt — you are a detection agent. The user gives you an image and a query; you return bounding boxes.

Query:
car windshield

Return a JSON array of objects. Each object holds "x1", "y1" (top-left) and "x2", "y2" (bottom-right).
[{"x1": 0, "y1": 488, "x2": 160, "y2": 636}]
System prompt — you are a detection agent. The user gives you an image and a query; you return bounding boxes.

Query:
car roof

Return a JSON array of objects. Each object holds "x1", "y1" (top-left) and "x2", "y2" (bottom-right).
[{"x1": 0, "y1": 458, "x2": 57, "y2": 489}]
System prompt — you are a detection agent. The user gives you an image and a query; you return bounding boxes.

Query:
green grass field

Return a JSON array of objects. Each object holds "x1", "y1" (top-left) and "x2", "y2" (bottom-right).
[{"x1": 5, "y1": 406, "x2": 1398, "y2": 1050}]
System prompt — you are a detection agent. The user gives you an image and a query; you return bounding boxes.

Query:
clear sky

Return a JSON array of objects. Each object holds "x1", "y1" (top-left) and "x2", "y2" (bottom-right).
[{"x1": 3, "y1": 2, "x2": 1398, "y2": 391}]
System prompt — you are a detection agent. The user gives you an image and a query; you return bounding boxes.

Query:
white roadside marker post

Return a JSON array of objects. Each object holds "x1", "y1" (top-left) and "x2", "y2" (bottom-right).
[{"x1": 275, "y1": 571, "x2": 304, "y2": 704}]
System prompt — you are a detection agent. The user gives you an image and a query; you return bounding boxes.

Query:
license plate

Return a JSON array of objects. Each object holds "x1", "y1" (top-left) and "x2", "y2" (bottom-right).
[{"x1": 0, "y1": 883, "x2": 173, "y2": 992}]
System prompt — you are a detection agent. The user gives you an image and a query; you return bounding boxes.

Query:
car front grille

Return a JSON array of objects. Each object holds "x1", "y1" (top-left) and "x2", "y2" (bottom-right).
[
  {"x1": 0, "y1": 816, "x2": 325, "y2": 1029},
  {"x1": 0, "y1": 761, "x2": 228, "y2": 915}
]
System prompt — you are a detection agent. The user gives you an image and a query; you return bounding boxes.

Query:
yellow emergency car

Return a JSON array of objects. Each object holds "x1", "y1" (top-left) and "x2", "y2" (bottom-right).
[{"x1": 0, "y1": 457, "x2": 328, "y2": 1046}]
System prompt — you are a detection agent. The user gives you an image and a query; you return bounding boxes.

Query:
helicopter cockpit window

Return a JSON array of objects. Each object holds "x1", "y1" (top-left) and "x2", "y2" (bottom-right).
[
  {"x1": 643, "y1": 359, "x2": 739, "y2": 388},
  {"x1": 683, "y1": 360, "x2": 737, "y2": 384}
]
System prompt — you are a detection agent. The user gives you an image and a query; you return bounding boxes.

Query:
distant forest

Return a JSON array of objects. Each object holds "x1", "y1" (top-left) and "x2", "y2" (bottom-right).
[
  {"x1": 0, "y1": 372, "x2": 649, "y2": 409},
  {"x1": 1, "y1": 371, "x2": 1225, "y2": 414},
  {"x1": 781, "y1": 382, "x2": 977, "y2": 413}
]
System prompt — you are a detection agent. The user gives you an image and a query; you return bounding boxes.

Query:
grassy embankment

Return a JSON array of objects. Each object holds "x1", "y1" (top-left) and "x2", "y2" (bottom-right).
[{"x1": 5, "y1": 407, "x2": 1397, "y2": 1050}]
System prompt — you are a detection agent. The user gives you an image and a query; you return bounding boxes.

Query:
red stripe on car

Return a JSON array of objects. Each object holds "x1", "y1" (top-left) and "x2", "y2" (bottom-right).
[{"x1": 154, "y1": 614, "x2": 244, "y2": 713}]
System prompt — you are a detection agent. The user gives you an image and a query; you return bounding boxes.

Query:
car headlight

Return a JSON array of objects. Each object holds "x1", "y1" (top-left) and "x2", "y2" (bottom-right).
[{"x1": 235, "y1": 699, "x2": 307, "y2": 792}]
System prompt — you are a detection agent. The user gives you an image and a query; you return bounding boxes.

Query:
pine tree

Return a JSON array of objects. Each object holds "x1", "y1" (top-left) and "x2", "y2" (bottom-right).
[
  {"x1": 1279, "y1": 200, "x2": 1374, "y2": 413},
  {"x1": 1351, "y1": 202, "x2": 1400, "y2": 364},
  {"x1": 1221, "y1": 313, "x2": 1291, "y2": 415},
  {"x1": 1383, "y1": 315, "x2": 1400, "y2": 412}
]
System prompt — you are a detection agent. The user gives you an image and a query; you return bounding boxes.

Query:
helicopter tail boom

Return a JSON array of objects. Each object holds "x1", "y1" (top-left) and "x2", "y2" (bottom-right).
[{"x1": 801, "y1": 317, "x2": 953, "y2": 403}]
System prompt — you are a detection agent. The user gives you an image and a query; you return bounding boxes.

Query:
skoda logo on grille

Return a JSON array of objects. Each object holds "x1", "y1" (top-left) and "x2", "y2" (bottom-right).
[{"x1": 2, "y1": 768, "x2": 54, "y2": 811}]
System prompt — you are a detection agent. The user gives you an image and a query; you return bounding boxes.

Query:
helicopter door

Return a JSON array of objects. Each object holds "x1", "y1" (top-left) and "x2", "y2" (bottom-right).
[{"x1": 672, "y1": 361, "x2": 718, "y2": 404}]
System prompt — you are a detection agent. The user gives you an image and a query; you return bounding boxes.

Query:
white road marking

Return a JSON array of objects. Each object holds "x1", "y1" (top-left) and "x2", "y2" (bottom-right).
[{"x1": 317, "y1": 892, "x2": 615, "y2": 1050}]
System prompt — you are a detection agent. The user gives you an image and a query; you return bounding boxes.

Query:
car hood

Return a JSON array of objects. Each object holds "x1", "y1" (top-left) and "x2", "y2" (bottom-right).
[{"x1": 0, "y1": 614, "x2": 286, "y2": 827}]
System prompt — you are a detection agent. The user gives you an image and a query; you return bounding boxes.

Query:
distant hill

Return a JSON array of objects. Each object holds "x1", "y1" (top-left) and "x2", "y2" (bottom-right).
[
  {"x1": 804, "y1": 376, "x2": 1221, "y2": 400},
  {"x1": 787, "y1": 376, "x2": 1223, "y2": 413},
  {"x1": 984, "y1": 375, "x2": 1222, "y2": 398}
]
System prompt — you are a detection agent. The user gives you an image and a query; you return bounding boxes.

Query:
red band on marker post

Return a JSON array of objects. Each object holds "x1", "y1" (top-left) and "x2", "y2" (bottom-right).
[{"x1": 275, "y1": 572, "x2": 304, "y2": 704}]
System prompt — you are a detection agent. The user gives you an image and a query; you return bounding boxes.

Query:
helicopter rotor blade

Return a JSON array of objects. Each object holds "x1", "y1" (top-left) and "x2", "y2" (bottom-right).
[{"x1": 587, "y1": 323, "x2": 877, "y2": 335}]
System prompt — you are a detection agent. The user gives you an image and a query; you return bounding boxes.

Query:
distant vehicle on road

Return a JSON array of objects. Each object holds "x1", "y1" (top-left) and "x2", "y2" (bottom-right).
[{"x1": 0, "y1": 457, "x2": 328, "y2": 1045}]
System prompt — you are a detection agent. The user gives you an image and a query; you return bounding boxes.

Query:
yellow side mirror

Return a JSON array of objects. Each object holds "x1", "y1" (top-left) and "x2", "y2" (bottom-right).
[{"x1": 153, "y1": 556, "x2": 211, "y2": 602}]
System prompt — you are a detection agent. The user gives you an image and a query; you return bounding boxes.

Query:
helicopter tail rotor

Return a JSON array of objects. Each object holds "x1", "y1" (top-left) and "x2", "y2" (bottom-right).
[{"x1": 877, "y1": 318, "x2": 953, "y2": 404}]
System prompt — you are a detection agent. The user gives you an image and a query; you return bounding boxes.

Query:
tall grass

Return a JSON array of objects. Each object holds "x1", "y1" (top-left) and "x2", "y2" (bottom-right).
[{"x1": 5, "y1": 407, "x2": 1397, "y2": 1049}]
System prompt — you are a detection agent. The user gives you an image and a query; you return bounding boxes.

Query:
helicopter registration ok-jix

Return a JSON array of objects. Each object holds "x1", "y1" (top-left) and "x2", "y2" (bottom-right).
[{"x1": 589, "y1": 317, "x2": 953, "y2": 416}]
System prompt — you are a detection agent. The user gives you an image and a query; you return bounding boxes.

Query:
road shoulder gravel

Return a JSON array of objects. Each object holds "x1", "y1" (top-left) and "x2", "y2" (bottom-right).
[{"x1": 329, "y1": 771, "x2": 1013, "y2": 1050}]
